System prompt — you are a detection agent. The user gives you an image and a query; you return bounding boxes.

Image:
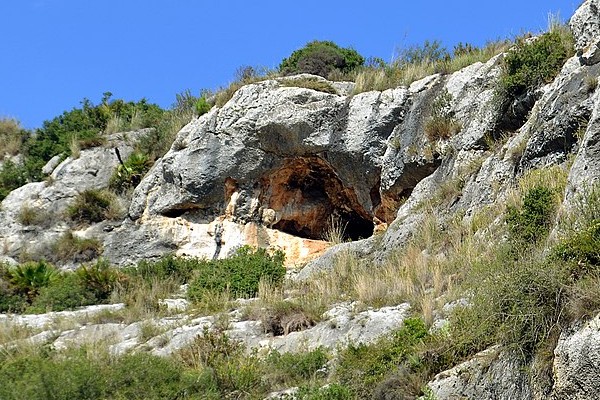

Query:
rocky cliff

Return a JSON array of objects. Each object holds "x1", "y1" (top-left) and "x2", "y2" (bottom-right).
[{"x1": 3, "y1": 1, "x2": 600, "y2": 399}]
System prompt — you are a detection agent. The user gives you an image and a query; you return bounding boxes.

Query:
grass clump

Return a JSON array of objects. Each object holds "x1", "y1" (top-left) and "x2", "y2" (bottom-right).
[
  {"x1": 50, "y1": 232, "x2": 103, "y2": 264},
  {"x1": 17, "y1": 204, "x2": 50, "y2": 227},
  {"x1": 0, "y1": 118, "x2": 27, "y2": 156},
  {"x1": 353, "y1": 40, "x2": 509, "y2": 93},
  {"x1": 213, "y1": 66, "x2": 276, "y2": 108},
  {"x1": 67, "y1": 189, "x2": 117, "y2": 224},
  {"x1": 424, "y1": 88, "x2": 461, "y2": 141}
]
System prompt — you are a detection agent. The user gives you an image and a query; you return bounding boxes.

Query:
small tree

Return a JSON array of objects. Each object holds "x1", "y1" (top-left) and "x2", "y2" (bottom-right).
[{"x1": 279, "y1": 40, "x2": 365, "y2": 78}]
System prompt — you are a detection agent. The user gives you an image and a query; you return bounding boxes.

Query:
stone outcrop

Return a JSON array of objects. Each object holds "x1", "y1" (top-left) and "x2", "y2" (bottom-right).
[
  {"x1": 550, "y1": 314, "x2": 600, "y2": 399},
  {"x1": 0, "y1": 131, "x2": 142, "y2": 262},
  {"x1": 0, "y1": 301, "x2": 411, "y2": 359},
  {"x1": 425, "y1": 346, "x2": 532, "y2": 400}
]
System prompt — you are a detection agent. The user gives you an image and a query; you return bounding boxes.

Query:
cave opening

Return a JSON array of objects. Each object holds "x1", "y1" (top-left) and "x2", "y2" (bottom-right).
[{"x1": 262, "y1": 157, "x2": 374, "y2": 241}]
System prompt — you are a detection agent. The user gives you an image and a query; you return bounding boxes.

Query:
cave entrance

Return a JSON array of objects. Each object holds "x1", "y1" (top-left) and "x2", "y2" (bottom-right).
[{"x1": 260, "y1": 157, "x2": 374, "y2": 241}]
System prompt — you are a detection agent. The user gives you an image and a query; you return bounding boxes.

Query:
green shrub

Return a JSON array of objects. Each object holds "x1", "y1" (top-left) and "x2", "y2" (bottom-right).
[
  {"x1": 0, "y1": 159, "x2": 27, "y2": 201},
  {"x1": 135, "y1": 91, "x2": 197, "y2": 161},
  {"x1": 27, "y1": 273, "x2": 97, "y2": 313},
  {"x1": 0, "y1": 347, "x2": 206, "y2": 400},
  {"x1": 124, "y1": 254, "x2": 196, "y2": 285},
  {"x1": 279, "y1": 40, "x2": 364, "y2": 78},
  {"x1": 178, "y1": 328, "x2": 265, "y2": 397},
  {"x1": 454, "y1": 256, "x2": 567, "y2": 357},
  {"x1": 195, "y1": 96, "x2": 212, "y2": 116},
  {"x1": 20, "y1": 94, "x2": 164, "y2": 182},
  {"x1": 553, "y1": 221, "x2": 600, "y2": 270},
  {"x1": 109, "y1": 352, "x2": 202, "y2": 400},
  {"x1": 67, "y1": 189, "x2": 115, "y2": 224},
  {"x1": 265, "y1": 348, "x2": 329, "y2": 384},
  {"x1": 187, "y1": 246, "x2": 286, "y2": 300},
  {"x1": 8, "y1": 261, "x2": 57, "y2": 301},
  {"x1": 507, "y1": 186, "x2": 555, "y2": 245},
  {"x1": 335, "y1": 317, "x2": 428, "y2": 398},
  {"x1": 76, "y1": 259, "x2": 122, "y2": 302},
  {"x1": 109, "y1": 151, "x2": 152, "y2": 192},
  {"x1": 0, "y1": 264, "x2": 28, "y2": 313},
  {"x1": 424, "y1": 88, "x2": 461, "y2": 141},
  {"x1": 499, "y1": 30, "x2": 574, "y2": 99}
]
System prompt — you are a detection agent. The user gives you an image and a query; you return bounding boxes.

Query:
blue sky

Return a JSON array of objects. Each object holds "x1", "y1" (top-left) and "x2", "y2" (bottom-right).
[{"x1": 1, "y1": 0, "x2": 580, "y2": 129}]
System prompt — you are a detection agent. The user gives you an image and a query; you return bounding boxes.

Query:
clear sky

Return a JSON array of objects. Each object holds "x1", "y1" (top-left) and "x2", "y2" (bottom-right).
[{"x1": 0, "y1": 0, "x2": 580, "y2": 129}]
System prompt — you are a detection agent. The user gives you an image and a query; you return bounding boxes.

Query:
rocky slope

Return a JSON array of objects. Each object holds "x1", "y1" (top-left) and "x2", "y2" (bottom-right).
[{"x1": 3, "y1": 1, "x2": 600, "y2": 398}]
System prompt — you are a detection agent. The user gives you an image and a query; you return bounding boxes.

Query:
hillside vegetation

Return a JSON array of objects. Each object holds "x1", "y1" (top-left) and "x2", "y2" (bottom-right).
[{"x1": 2, "y1": 9, "x2": 600, "y2": 400}]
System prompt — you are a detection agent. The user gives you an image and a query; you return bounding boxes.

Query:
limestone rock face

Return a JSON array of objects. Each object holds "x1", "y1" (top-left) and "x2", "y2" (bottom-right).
[
  {"x1": 550, "y1": 315, "x2": 600, "y2": 399},
  {"x1": 124, "y1": 58, "x2": 504, "y2": 268},
  {"x1": 129, "y1": 78, "x2": 410, "y2": 243},
  {"x1": 570, "y1": 0, "x2": 600, "y2": 53},
  {"x1": 426, "y1": 346, "x2": 532, "y2": 400}
]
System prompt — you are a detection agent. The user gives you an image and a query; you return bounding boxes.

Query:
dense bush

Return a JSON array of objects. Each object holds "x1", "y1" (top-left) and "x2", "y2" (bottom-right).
[
  {"x1": 135, "y1": 90, "x2": 198, "y2": 161},
  {"x1": 20, "y1": 94, "x2": 164, "y2": 182},
  {"x1": 507, "y1": 186, "x2": 555, "y2": 245},
  {"x1": 0, "y1": 259, "x2": 122, "y2": 313},
  {"x1": 27, "y1": 273, "x2": 97, "y2": 313},
  {"x1": 279, "y1": 40, "x2": 365, "y2": 78},
  {"x1": 187, "y1": 246, "x2": 286, "y2": 300},
  {"x1": 124, "y1": 254, "x2": 197, "y2": 285},
  {"x1": 0, "y1": 263, "x2": 28, "y2": 313},
  {"x1": 0, "y1": 347, "x2": 206, "y2": 400},
  {"x1": 195, "y1": 96, "x2": 212, "y2": 116},
  {"x1": 265, "y1": 347, "x2": 328, "y2": 383},
  {"x1": 76, "y1": 259, "x2": 123, "y2": 302},
  {"x1": 499, "y1": 29, "x2": 574, "y2": 99},
  {"x1": 8, "y1": 261, "x2": 58, "y2": 302},
  {"x1": 0, "y1": 160, "x2": 27, "y2": 201}
]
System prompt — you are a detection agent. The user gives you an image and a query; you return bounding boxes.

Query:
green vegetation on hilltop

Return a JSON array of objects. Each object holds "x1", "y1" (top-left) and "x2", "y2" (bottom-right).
[
  {"x1": 279, "y1": 40, "x2": 365, "y2": 78},
  {"x1": 0, "y1": 89, "x2": 212, "y2": 200},
  {"x1": 23, "y1": 93, "x2": 164, "y2": 181}
]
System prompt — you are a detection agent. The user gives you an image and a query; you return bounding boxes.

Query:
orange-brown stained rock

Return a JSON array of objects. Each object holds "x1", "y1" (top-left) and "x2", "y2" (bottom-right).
[
  {"x1": 243, "y1": 221, "x2": 328, "y2": 267},
  {"x1": 258, "y1": 157, "x2": 373, "y2": 240}
]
